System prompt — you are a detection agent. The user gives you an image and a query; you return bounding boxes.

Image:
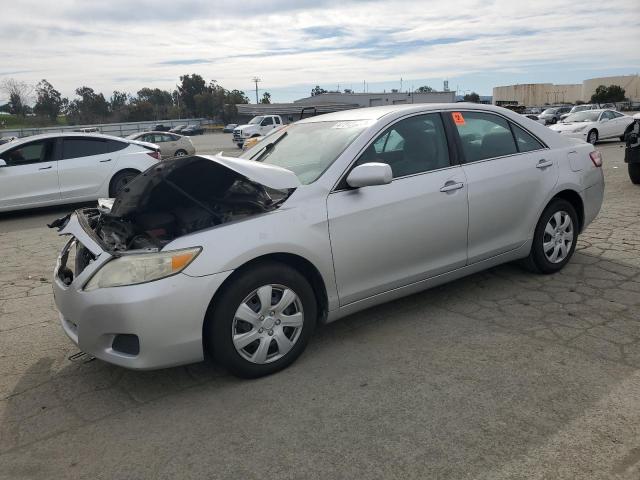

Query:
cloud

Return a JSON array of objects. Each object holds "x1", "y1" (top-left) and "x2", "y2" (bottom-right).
[{"x1": 0, "y1": 0, "x2": 638, "y2": 101}]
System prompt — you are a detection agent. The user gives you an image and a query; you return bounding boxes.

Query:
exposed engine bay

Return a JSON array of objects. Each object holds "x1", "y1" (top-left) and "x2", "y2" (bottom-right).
[{"x1": 76, "y1": 156, "x2": 293, "y2": 252}]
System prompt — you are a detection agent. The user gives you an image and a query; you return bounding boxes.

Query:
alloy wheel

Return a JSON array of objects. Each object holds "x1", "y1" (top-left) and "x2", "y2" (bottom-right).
[
  {"x1": 542, "y1": 211, "x2": 574, "y2": 264},
  {"x1": 232, "y1": 284, "x2": 304, "y2": 364}
]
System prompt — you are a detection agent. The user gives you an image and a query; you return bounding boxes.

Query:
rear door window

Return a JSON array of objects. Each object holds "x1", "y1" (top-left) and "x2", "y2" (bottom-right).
[
  {"x1": 510, "y1": 123, "x2": 545, "y2": 153},
  {"x1": 451, "y1": 111, "x2": 518, "y2": 162},
  {"x1": 62, "y1": 138, "x2": 124, "y2": 159}
]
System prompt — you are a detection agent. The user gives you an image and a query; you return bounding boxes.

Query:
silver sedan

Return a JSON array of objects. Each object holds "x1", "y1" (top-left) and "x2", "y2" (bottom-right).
[{"x1": 52, "y1": 104, "x2": 604, "y2": 378}]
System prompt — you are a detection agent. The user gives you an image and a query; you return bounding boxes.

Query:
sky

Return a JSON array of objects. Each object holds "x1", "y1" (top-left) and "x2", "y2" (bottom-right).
[{"x1": 1, "y1": 0, "x2": 639, "y2": 104}]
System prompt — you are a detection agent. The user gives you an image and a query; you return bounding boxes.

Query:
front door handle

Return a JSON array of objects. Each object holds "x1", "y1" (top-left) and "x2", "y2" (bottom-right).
[
  {"x1": 99, "y1": 158, "x2": 112, "y2": 163},
  {"x1": 38, "y1": 165, "x2": 52, "y2": 170},
  {"x1": 536, "y1": 159, "x2": 553, "y2": 169},
  {"x1": 440, "y1": 181, "x2": 464, "y2": 192}
]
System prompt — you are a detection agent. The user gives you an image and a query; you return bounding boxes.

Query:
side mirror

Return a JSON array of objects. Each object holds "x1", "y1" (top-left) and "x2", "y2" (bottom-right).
[
  {"x1": 0, "y1": 159, "x2": 7, "y2": 167},
  {"x1": 346, "y1": 162, "x2": 392, "y2": 188},
  {"x1": 600, "y1": 118, "x2": 609, "y2": 123}
]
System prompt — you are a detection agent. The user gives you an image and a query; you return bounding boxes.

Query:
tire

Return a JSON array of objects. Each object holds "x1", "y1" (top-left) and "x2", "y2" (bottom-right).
[
  {"x1": 629, "y1": 163, "x2": 640, "y2": 185},
  {"x1": 174, "y1": 149, "x2": 188, "y2": 157},
  {"x1": 236, "y1": 143, "x2": 243, "y2": 149},
  {"x1": 109, "y1": 169, "x2": 140, "y2": 197},
  {"x1": 550, "y1": 117, "x2": 557, "y2": 124},
  {"x1": 206, "y1": 261, "x2": 317, "y2": 378},
  {"x1": 251, "y1": 134, "x2": 260, "y2": 138},
  {"x1": 522, "y1": 199, "x2": 578, "y2": 274},
  {"x1": 587, "y1": 129, "x2": 598, "y2": 145}
]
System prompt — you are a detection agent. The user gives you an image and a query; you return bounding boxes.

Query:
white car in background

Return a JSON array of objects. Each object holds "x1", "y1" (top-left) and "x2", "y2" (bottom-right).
[
  {"x1": 127, "y1": 131, "x2": 195, "y2": 158},
  {"x1": 549, "y1": 109, "x2": 635, "y2": 144},
  {"x1": 559, "y1": 104, "x2": 599, "y2": 121},
  {"x1": 0, "y1": 132, "x2": 161, "y2": 212}
]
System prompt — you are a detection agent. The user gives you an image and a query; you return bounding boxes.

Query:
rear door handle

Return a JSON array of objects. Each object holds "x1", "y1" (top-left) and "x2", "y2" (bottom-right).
[
  {"x1": 440, "y1": 181, "x2": 464, "y2": 192},
  {"x1": 536, "y1": 160, "x2": 553, "y2": 169},
  {"x1": 99, "y1": 158, "x2": 112, "y2": 163},
  {"x1": 38, "y1": 165, "x2": 52, "y2": 170}
]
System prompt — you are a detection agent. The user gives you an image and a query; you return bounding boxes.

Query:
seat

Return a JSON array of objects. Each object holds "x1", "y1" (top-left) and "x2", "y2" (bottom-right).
[{"x1": 480, "y1": 131, "x2": 515, "y2": 159}]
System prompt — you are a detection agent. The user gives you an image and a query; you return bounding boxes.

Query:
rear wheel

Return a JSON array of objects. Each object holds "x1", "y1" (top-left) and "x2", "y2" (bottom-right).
[
  {"x1": 109, "y1": 169, "x2": 139, "y2": 197},
  {"x1": 587, "y1": 129, "x2": 598, "y2": 145},
  {"x1": 206, "y1": 261, "x2": 317, "y2": 378},
  {"x1": 629, "y1": 164, "x2": 640, "y2": 184},
  {"x1": 523, "y1": 199, "x2": 578, "y2": 274}
]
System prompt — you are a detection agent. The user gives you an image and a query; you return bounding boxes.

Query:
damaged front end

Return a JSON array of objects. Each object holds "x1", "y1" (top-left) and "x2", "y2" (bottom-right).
[{"x1": 51, "y1": 154, "x2": 300, "y2": 254}]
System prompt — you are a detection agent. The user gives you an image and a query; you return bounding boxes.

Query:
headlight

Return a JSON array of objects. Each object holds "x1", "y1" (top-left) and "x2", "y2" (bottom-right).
[
  {"x1": 573, "y1": 125, "x2": 588, "y2": 132},
  {"x1": 84, "y1": 247, "x2": 201, "y2": 291}
]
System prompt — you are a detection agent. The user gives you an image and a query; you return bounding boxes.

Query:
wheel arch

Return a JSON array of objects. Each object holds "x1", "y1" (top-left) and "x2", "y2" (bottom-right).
[
  {"x1": 202, "y1": 252, "x2": 329, "y2": 351},
  {"x1": 551, "y1": 189, "x2": 585, "y2": 232}
]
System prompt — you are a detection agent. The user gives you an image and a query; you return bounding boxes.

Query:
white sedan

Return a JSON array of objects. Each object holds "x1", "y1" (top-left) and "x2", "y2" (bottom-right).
[
  {"x1": 0, "y1": 132, "x2": 161, "y2": 212},
  {"x1": 549, "y1": 109, "x2": 635, "y2": 144}
]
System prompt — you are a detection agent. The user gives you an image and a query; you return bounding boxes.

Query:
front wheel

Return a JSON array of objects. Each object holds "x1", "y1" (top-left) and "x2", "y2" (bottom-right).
[
  {"x1": 629, "y1": 163, "x2": 640, "y2": 184},
  {"x1": 206, "y1": 261, "x2": 317, "y2": 378},
  {"x1": 522, "y1": 199, "x2": 578, "y2": 274},
  {"x1": 174, "y1": 149, "x2": 188, "y2": 157},
  {"x1": 587, "y1": 129, "x2": 598, "y2": 145}
]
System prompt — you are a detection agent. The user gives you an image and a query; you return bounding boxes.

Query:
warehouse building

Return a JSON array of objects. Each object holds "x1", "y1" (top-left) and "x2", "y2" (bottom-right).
[
  {"x1": 493, "y1": 83, "x2": 582, "y2": 106},
  {"x1": 493, "y1": 74, "x2": 640, "y2": 106},
  {"x1": 235, "y1": 90, "x2": 456, "y2": 123},
  {"x1": 294, "y1": 91, "x2": 455, "y2": 107}
]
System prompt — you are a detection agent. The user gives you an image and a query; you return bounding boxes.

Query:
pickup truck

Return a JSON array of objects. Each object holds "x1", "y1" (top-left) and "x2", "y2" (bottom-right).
[{"x1": 233, "y1": 115, "x2": 284, "y2": 148}]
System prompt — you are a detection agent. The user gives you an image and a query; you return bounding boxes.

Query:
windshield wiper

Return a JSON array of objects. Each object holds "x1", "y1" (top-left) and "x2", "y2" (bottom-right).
[{"x1": 251, "y1": 131, "x2": 288, "y2": 162}]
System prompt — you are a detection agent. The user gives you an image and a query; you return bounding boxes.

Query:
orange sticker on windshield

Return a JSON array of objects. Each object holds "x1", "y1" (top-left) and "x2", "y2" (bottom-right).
[{"x1": 452, "y1": 112, "x2": 465, "y2": 125}]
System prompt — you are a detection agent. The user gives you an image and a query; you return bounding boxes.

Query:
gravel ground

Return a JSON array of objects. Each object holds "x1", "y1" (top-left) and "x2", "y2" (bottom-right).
[{"x1": 1, "y1": 138, "x2": 639, "y2": 479}]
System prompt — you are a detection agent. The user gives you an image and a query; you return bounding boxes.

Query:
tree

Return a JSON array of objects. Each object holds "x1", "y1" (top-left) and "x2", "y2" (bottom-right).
[
  {"x1": 260, "y1": 92, "x2": 272, "y2": 104},
  {"x1": 415, "y1": 85, "x2": 434, "y2": 93},
  {"x1": 136, "y1": 87, "x2": 173, "y2": 119},
  {"x1": 311, "y1": 85, "x2": 328, "y2": 96},
  {"x1": 178, "y1": 74, "x2": 207, "y2": 116},
  {"x1": 463, "y1": 92, "x2": 480, "y2": 103},
  {"x1": 590, "y1": 85, "x2": 626, "y2": 104},
  {"x1": 1, "y1": 78, "x2": 32, "y2": 116},
  {"x1": 67, "y1": 86, "x2": 109, "y2": 124},
  {"x1": 34, "y1": 79, "x2": 65, "y2": 120}
]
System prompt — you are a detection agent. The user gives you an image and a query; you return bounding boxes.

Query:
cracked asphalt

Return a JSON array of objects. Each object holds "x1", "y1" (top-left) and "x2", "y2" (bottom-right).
[{"x1": 1, "y1": 138, "x2": 639, "y2": 479}]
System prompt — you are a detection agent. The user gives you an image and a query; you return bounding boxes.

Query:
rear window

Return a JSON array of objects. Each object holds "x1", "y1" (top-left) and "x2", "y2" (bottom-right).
[{"x1": 62, "y1": 138, "x2": 126, "y2": 159}]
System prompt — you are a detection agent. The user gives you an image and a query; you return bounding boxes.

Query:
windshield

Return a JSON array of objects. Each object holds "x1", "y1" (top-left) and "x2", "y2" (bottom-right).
[
  {"x1": 541, "y1": 108, "x2": 557, "y2": 115},
  {"x1": 249, "y1": 116, "x2": 265, "y2": 125},
  {"x1": 240, "y1": 120, "x2": 370, "y2": 184},
  {"x1": 570, "y1": 105, "x2": 590, "y2": 113},
  {"x1": 563, "y1": 111, "x2": 600, "y2": 123}
]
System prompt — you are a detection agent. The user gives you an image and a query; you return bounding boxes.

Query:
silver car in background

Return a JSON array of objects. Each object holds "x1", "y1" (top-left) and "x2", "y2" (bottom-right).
[
  {"x1": 127, "y1": 131, "x2": 195, "y2": 158},
  {"x1": 52, "y1": 104, "x2": 604, "y2": 378}
]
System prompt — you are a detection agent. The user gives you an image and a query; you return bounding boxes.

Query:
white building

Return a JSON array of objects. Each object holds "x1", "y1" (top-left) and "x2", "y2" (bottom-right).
[{"x1": 294, "y1": 91, "x2": 455, "y2": 107}]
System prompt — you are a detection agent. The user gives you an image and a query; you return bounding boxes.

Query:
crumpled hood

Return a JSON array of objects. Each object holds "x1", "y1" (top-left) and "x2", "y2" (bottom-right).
[
  {"x1": 205, "y1": 154, "x2": 300, "y2": 189},
  {"x1": 108, "y1": 154, "x2": 299, "y2": 218}
]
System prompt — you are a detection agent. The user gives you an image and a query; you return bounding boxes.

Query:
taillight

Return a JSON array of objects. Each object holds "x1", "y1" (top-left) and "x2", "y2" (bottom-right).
[
  {"x1": 589, "y1": 150, "x2": 602, "y2": 167},
  {"x1": 147, "y1": 150, "x2": 161, "y2": 160}
]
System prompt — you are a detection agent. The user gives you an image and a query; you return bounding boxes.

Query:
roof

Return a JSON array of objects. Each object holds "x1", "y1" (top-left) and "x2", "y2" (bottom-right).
[
  {"x1": 296, "y1": 102, "x2": 514, "y2": 123},
  {"x1": 236, "y1": 102, "x2": 359, "y2": 116},
  {"x1": 0, "y1": 131, "x2": 154, "y2": 151}
]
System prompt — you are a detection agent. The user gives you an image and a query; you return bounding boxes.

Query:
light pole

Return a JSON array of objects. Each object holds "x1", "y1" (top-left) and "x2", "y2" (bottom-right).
[{"x1": 252, "y1": 77, "x2": 261, "y2": 104}]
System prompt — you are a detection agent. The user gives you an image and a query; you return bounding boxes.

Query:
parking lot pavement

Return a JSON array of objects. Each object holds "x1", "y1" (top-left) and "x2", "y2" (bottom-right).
[
  {"x1": 1, "y1": 140, "x2": 640, "y2": 479},
  {"x1": 190, "y1": 131, "x2": 242, "y2": 157}
]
